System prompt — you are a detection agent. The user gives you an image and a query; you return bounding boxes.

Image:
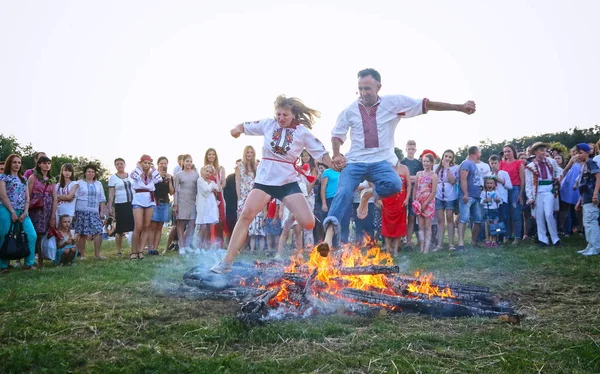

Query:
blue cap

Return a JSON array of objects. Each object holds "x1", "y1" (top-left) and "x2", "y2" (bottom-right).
[{"x1": 576, "y1": 143, "x2": 591, "y2": 152}]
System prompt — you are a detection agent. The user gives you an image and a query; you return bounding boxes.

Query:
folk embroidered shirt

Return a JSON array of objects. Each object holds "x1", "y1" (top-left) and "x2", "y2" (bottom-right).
[
  {"x1": 75, "y1": 180, "x2": 107, "y2": 212},
  {"x1": 243, "y1": 119, "x2": 328, "y2": 186},
  {"x1": 331, "y1": 95, "x2": 428, "y2": 164},
  {"x1": 525, "y1": 157, "x2": 560, "y2": 201},
  {"x1": 130, "y1": 167, "x2": 162, "y2": 207}
]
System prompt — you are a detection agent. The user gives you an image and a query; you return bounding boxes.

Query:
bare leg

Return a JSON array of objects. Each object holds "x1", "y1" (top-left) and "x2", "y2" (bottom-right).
[
  {"x1": 222, "y1": 189, "x2": 272, "y2": 264},
  {"x1": 166, "y1": 225, "x2": 177, "y2": 249},
  {"x1": 424, "y1": 218, "x2": 432, "y2": 254},
  {"x1": 472, "y1": 223, "x2": 481, "y2": 245},
  {"x1": 435, "y1": 209, "x2": 445, "y2": 251},
  {"x1": 458, "y1": 222, "x2": 466, "y2": 246},
  {"x1": 318, "y1": 224, "x2": 335, "y2": 257},
  {"x1": 115, "y1": 233, "x2": 124, "y2": 254},
  {"x1": 36, "y1": 236, "x2": 43, "y2": 268},
  {"x1": 138, "y1": 208, "x2": 154, "y2": 255},
  {"x1": 357, "y1": 188, "x2": 373, "y2": 220},
  {"x1": 384, "y1": 237, "x2": 392, "y2": 253},
  {"x1": 250, "y1": 235, "x2": 256, "y2": 252},
  {"x1": 417, "y1": 216, "x2": 426, "y2": 253},
  {"x1": 132, "y1": 208, "x2": 144, "y2": 255},
  {"x1": 392, "y1": 238, "x2": 401, "y2": 256},
  {"x1": 293, "y1": 224, "x2": 303, "y2": 250},
  {"x1": 77, "y1": 235, "x2": 87, "y2": 259},
  {"x1": 446, "y1": 210, "x2": 455, "y2": 247},
  {"x1": 93, "y1": 235, "x2": 103, "y2": 257}
]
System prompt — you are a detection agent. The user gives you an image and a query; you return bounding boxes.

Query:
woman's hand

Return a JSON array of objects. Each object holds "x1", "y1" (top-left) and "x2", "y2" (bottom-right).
[
  {"x1": 49, "y1": 216, "x2": 56, "y2": 228},
  {"x1": 322, "y1": 203, "x2": 328, "y2": 212},
  {"x1": 403, "y1": 197, "x2": 409, "y2": 207},
  {"x1": 11, "y1": 211, "x2": 19, "y2": 222},
  {"x1": 18, "y1": 212, "x2": 27, "y2": 223},
  {"x1": 173, "y1": 205, "x2": 178, "y2": 216}
]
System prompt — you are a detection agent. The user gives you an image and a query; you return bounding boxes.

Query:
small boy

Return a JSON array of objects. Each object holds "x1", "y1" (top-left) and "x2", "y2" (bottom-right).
[
  {"x1": 489, "y1": 155, "x2": 513, "y2": 243},
  {"x1": 575, "y1": 143, "x2": 600, "y2": 256}
]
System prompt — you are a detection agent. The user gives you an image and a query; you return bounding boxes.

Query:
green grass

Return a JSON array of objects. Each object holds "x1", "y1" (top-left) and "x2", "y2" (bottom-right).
[{"x1": 1, "y1": 236, "x2": 599, "y2": 373}]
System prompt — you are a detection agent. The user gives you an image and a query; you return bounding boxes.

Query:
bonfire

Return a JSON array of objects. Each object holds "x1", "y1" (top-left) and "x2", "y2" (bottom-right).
[{"x1": 183, "y1": 242, "x2": 519, "y2": 325}]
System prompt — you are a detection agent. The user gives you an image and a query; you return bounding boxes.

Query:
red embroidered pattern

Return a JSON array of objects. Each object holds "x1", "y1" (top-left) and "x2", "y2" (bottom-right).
[{"x1": 359, "y1": 103, "x2": 379, "y2": 149}]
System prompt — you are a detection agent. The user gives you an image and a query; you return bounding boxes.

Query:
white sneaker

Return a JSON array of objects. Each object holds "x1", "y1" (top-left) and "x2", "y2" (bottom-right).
[
  {"x1": 178, "y1": 247, "x2": 187, "y2": 255},
  {"x1": 577, "y1": 246, "x2": 591, "y2": 254},
  {"x1": 210, "y1": 261, "x2": 232, "y2": 274},
  {"x1": 581, "y1": 248, "x2": 600, "y2": 256}
]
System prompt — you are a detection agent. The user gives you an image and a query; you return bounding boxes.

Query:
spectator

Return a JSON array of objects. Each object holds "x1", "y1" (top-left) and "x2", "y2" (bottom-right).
[
  {"x1": 56, "y1": 163, "x2": 79, "y2": 222},
  {"x1": 313, "y1": 163, "x2": 327, "y2": 242},
  {"x1": 458, "y1": 146, "x2": 484, "y2": 250},
  {"x1": 321, "y1": 165, "x2": 349, "y2": 243},
  {"x1": 501, "y1": 144, "x2": 525, "y2": 245},
  {"x1": 74, "y1": 164, "x2": 106, "y2": 260},
  {"x1": 236, "y1": 146, "x2": 263, "y2": 252},
  {"x1": 204, "y1": 148, "x2": 227, "y2": 247},
  {"x1": 401, "y1": 140, "x2": 423, "y2": 250},
  {"x1": 264, "y1": 198, "x2": 281, "y2": 253},
  {"x1": 434, "y1": 150, "x2": 459, "y2": 251},
  {"x1": 223, "y1": 167, "x2": 239, "y2": 242},
  {"x1": 28, "y1": 156, "x2": 57, "y2": 266},
  {"x1": 525, "y1": 142, "x2": 561, "y2": 246},
  {"x1": 481, "y1": 176, "x2": 502, "y2": 246},
  {"x1": 412, "y1": 154, "x2": 438, "y2": 253},
  {"x1": 489, "y1": 155, "x2": 512, "y2": 244},
  {"x1": 0, "y1": 154, "x2": 37, "y2": 273},
  {"x1": 174, "y1": 155, "x2": 199, "y2": 253},
  {"x1": 559, "y1": 147, "x2": 583, "y2": 236},
  {"x1": 148, "y1": 156, "x2": 174, "y2": 255},
  {"x1": 23, "y1": 151, "x2": 46, "y2": 179},
  {"x1": 107, "y1": 158, "x2": 134, "y2": 257},
  {"x1": 54, "y1": 215, "x2": 78, "y2": 265},
  {"x1": 195, "y1": 165, "x2": 220, "y2": 249},
  {"x1": 574, "y1": 143, "x2": 600, "y2": 256},
  {"x1": 172, "y1": 154, "x2": 184, "y2": 176},
  {"x1": 381, "y1": 162, "x2": 411, "y2": 256},
  {"x1": 301, "y1": 149, "x2": 318, "y2": 248}
]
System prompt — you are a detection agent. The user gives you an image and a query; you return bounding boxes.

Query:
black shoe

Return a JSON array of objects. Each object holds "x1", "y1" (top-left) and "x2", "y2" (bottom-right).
[
  {"x1": 167, "y1": 243, "x2": 176, "y2": 251},
  {"x1": 554, "y1": 241, "x2": 562, "y2": 247},
  {"x1": 538, "y1": 241, "x2": 549, "y2": 247}
]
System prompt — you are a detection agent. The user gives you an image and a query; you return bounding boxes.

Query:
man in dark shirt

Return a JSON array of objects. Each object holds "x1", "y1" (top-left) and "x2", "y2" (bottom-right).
[
  {"x1": 575, "y1": 143, "x2": 600, "y2": 256},
  {"x1": 400, "y1": 140, "x2": 423, "y2": 249},
  {"x1": 223, "y1": 169, "x2": 239, "y2": 239}
]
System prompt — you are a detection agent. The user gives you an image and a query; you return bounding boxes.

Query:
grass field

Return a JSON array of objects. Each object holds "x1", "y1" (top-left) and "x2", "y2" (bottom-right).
[{"x1": 1, "y1": 235, "x2": 599, "y2": 373}]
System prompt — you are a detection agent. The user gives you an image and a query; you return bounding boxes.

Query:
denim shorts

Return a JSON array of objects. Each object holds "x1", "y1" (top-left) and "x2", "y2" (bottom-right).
[
  {"x1": 459, "y1": 197, "x2": 483, "y2": 224},
  {"x1": 253, "y1": 182, "x2": 302, "y2": 202},
  {"x1": 483, "y1": 208, "x2": 499, "y2": 221},
  {"x1": 435, "y1": 198, "x2": 457, "y2": 211},
  {"x1": 152, "y1": 202, "x2": 170, "y2": 223}
]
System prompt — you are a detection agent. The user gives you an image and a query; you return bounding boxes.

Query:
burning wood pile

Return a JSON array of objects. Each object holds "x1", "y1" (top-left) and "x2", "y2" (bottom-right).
[{"x1": 183, "y1": 246, "x2": 519, "y2": 325}]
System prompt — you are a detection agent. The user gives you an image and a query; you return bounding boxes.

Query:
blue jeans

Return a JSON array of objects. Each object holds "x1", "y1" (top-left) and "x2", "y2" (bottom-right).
[
  {"x1": 326, "y1": 198, "x2": 350, "y2": 244},
  {"x1": 459, "y1": 197, "x2": 483, "y2": 224},
  {"x1": 324, "y1": 161, "x2": 402, "y2": 237},
  {"x1": 0, "y1": 206, "x2": 37, "y2": 268},
  {"x1": 508, "y1": 186, "x2": 524, "y2": 239}
]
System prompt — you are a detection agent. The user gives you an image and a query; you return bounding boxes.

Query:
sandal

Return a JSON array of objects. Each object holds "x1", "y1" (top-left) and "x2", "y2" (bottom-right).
[
  {"x1": 116, "y1": 252, "x2": 122, "y2": 257},
  {"x1": 449, "y1": 245, "x2": 456, "y2": 251},
  {"x1": 138, "y1": 252, "x2": 144, "y2": 260},
  {"x1": 130, "y1": 253, "x2": 138, "y2": 260}
]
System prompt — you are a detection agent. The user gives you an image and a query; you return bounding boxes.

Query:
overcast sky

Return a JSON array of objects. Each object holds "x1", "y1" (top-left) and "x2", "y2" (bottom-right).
[{"x1": 1, "y1": 0, "x2": 598, "y2": 174}]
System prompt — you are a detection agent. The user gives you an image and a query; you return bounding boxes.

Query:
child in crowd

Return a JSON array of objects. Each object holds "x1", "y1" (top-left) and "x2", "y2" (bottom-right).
[
  {"x1": 574, "y1": 143, "x2": 600, "y2": 256},
  {"x1": 55, "y1": 215, "x2": 78, "y2": 265},
  {"x1": 412, "y1": 154, "x2": 438, "y2": 253},
  {"x1": 195, "y1": 165, "x2": 220, "y2": 250},
  {"x1": 489, "y1": 155, "x2": 513, "y2": 244},
  {"x1": 481, "y1": 176, "x2": 502, "y2": 247},
  {"x1": 263, "y1": 198, "x2": 282, "y2": 253}
]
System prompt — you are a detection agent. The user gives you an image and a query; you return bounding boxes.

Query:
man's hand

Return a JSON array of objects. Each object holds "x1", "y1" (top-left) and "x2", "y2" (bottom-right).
[
  {"x1": 575, "y1": 200, "x2": 581, "y2": 211},
  {"x1": 593, "y1": 195, "x2": 599, "y2": 206},
  {"x1": 460, "y1": 101, "x2": 476, "y2": 115},
  {"x1": 462, "y1": 195, "x2": 469, "y2": 203},
  {"x1": 322, "y1": 203, "x2": 329, "y2": 213},
  {"x1": 332, "y1": 154, "x2": 346, "y2": 171},
  {"x1": 231, "y1": 127, "x2": 243, "y2": 138}
]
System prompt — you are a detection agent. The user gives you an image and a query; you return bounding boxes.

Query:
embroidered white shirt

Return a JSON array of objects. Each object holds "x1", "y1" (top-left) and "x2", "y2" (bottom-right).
[
  {"x1": 130, "y1": 166, "x2": 162, "y2": 207},
  {"x1": 243, "y1": 119, "x2": 328, "y2": 186},
  {"x1": 331, "y1": 95, "x2": 427, "y2": 164}
]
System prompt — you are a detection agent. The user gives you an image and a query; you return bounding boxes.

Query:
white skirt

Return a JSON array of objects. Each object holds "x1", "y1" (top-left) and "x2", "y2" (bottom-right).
[{"x1": 197, "y1": 195, "x2": 219, "y2": 225}]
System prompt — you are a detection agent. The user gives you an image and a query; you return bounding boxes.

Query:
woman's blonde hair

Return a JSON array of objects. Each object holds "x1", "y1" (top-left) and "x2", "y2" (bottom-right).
[
  {"x1": 274, "y1": 95, "x2": 320, "y2": 129},
  {"x1": 242, "y1": 145, "x2": 257, "y2": 176}
]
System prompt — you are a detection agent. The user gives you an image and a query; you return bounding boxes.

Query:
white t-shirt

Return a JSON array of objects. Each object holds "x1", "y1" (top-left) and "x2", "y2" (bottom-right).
[
  {"x1": 490, "y1": 170, "x2": 513, "y2": 203},
  {"x1": 480, "y1": 190, "x2": 501, "y2": 210},
  {"x1": 434, "y1": 164, "x2": 459, "y2": 201},
  {"x1": 243, "y1": 119, "x2": 329, "y2": 186},
  {"x1": 331, "y1": 95, "x2": 427, "y2": 164},
  {"x1": 56, "y1": 181, "x2": 77, "y2": 217},
  {"x1": 108, "y1": 174, "x2": 134, "y2": 204},
  {"x1": 476, "y1": 161, "x2": 491, "y2": 186}
]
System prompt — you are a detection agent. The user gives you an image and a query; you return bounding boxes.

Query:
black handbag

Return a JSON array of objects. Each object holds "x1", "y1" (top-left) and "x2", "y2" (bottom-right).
[{"x1": 0, "y1": 222, "x2": 30, "y2": 260}]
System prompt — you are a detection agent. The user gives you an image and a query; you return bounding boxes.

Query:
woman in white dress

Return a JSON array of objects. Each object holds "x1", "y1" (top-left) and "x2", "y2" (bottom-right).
[{"x1": 195, "y1": 165, "x2": 220, "y2": 249}]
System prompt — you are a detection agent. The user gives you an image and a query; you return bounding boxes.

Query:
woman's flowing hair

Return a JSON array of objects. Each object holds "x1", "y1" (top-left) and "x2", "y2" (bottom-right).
[
  {"x1": 59, "y1": 163, "x2": 77, "y2": 188},
  {"x1": 300, "y1": 149, "x2": 317, "y2": 174},
  {"x1": 241, "y1": 145, "x2": 257, "y2": 176},
  {"x1": 4, "y1": 154, "x2": 25, "y2": 183},
  {"x1": 436, "y1": 149, "x2": 455, "y2": 176},
  {"x1": 204, "y1": 148, "x2": 220, "y2": 173},
  {"x1": 274, "y1": 95, "x2": 321, "y2": 129}
]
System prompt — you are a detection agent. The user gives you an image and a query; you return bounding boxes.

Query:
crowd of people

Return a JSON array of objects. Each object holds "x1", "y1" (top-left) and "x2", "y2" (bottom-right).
[{"x1": 1, "y1": 68, "x2": 599, "y2": 275}]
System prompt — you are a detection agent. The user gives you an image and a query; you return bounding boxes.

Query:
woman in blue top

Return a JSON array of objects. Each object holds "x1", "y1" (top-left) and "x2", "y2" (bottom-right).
[
  {"x1": 320, "y1": 167, "x2": 350, "y2": 243},
  {"x1": 0, "y1": 154, "x2": 38, "y2": 273},
  {"x1": 559, "y1": 147, "x2": 583, "y2": 236}
]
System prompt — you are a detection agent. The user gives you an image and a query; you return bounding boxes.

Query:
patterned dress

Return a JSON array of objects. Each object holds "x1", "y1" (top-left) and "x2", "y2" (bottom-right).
[
  {"x1": 237, "y1": 161, "x2": 265, "y2": 237},
  {"x1": 29, "y1": 175, "x2": 55, "y2": 234},
  {"x1": 414, "y1": 171, "x2": 436, "y2": 219}
]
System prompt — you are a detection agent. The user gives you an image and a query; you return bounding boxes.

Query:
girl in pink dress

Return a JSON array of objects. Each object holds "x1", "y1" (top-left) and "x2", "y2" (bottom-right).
[{"x1": 412, "y1": 153, "x2": 438, "y2": 253}]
